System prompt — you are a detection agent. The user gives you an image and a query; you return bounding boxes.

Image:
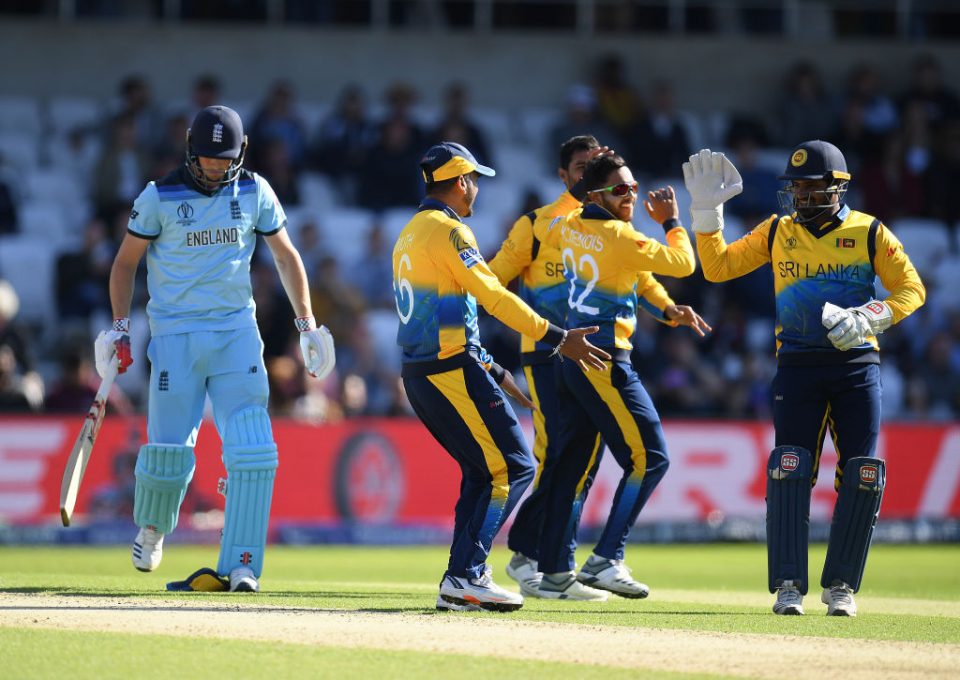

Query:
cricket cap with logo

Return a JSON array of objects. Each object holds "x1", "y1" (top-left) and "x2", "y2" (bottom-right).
[
  {"x1": 189, "y1": 105, "x2": 246, "y2": 159},
  {"x1": 420, "y1": 142, "x2": 495, "y2": 183},
  {"x1": 779, "y1": 140, "x2": 851, "y2": 182}
]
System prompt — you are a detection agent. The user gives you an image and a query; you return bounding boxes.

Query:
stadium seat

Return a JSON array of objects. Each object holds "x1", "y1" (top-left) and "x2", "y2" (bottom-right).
[
  {"x1": 889, "y1": 218, "x2": 951, "y2": 276},
  {"x1": 0, "y1": 97, "x2": 43, "y2": 137},
  {"x1": 297, "y1": 172, "x2": 336, "y2": 212},
  {"x1": 16, "y1": 201, "x2": 69, "y2": 243},
  {"x1": 322, "y1": 207, "x2": 375, "y2": 265},
  {"x1": 676, "y1": 110, "x2": 706, "y2": 153},
  {"x1": 0, "y1": 236, "x2": 56, "y2": 323},
  {"x1": 47, "y1": 96, "x2": 104, "y2": 136},
  {"x1": 364, "y1": 308, "x2": 402, "y2": 370},
  {"x1": 472, "y1": 107, "x2": 516, "y2": 146},
  {"x1": 0, "y1": 132, "x2": 40, "y2": 173},
  {"x1": 517, "y1": 106, "x2": 560, "y2": 161}
]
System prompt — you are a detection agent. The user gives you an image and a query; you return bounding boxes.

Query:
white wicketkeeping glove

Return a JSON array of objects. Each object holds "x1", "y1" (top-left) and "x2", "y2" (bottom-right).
[
  {"x1": 822, "y1": 301, "x2": 893, "y2": 351},
  {"x1": 681, "y1": 149, "x2": 744, "y2": 234},
  {"x1": 298, "y1": 320, "x2": 336, "y2": 379}
]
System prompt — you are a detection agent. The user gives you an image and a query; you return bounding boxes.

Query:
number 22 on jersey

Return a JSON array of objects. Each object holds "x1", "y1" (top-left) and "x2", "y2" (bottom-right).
[{"x1": 562, "y1": 248, "x2": 599, "y2": 315}]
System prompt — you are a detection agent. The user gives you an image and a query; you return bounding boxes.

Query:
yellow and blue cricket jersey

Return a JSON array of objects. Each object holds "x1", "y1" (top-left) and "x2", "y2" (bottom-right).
[
  {"x1": 393, "y1": 198, "x2": 560, "y2": 377},
  {"x1": 697, "y1": 205, "x2": 925, "y2": 363},
  {"x1": 489, "y1": 193, "x2": 679, "y2": 361},
  {"x1": 532, "y1": 203, "x2": 696, "y2": 354}
]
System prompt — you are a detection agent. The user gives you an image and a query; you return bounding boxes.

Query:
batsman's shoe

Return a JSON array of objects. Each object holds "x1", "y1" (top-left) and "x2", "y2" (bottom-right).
[
  {"x1": 505, "y1": 552, "x2": 543, "y2": 598},
  {"x1": 822, "y1": 582, "x2": 857, "y2": 617},
  {"x1": 229, "y1": 566, "x2": 259, "y2": 593},
  {"x1": 132, "y1": 526, "x2": 164, "y2": 572},
  {"x1": 576, "y1": 555, "x2": 650, "y2": 599},
  {"x1": 537, "y1": 571, "x2": 609, "y2": 601},
  {"x1": 772, "y1": 581, "x2": 804, "y2": 615},
  {"x1": 435, "y1": 594, "x2": 482, "y2": 612},
  {"x1": 438, "y1": 572, "x2": 523, "y2": 612}
]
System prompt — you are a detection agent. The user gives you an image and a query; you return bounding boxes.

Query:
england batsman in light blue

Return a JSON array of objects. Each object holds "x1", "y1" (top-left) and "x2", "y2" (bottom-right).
[{"x1": 96, "y1": 105, "x2": 336, "y2": 592}]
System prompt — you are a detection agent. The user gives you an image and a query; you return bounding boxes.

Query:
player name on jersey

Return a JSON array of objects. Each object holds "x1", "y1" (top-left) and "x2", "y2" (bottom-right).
[
  {"x1": 777, "y1": 261, "x2": 866, "y2": 280},
  {"x1": 186, "y1": 227, "x2": 241, "y2": 247}
]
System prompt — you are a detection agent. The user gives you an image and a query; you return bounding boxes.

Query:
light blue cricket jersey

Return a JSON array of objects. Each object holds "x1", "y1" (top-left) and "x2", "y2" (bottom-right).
[{"x1": 127, "y1": 167, "x2": 286, "y2": 336}]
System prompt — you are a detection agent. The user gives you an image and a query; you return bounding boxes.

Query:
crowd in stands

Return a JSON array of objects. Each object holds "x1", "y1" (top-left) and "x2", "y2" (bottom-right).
[{"x1": 0, "y1": 53, "x2": 958, "y2": 422}]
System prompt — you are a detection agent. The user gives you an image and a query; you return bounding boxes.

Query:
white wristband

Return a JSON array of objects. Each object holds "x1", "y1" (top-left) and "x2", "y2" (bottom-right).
[{"x1": 294, "y1": 316, "x2": 317, "y2": 332}]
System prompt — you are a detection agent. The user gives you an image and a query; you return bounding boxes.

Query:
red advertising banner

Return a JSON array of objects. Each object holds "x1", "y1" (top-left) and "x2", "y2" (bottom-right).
[{"x1": 1, "y1": 417, "x2": 958, "y2": 527}]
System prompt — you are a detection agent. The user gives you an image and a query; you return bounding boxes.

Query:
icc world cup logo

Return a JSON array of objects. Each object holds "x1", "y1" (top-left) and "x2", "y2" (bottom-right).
[{"x1": 177, "y1": 202, "x2": 194, "y2": 220}]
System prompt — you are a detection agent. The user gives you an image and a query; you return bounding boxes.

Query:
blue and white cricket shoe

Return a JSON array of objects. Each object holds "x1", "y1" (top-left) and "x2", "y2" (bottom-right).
[
  {"x1": 773, "y1": 580, "x2": 804, "y2": 615},
  {"x1": 822, "y1": 582, "x2": 857, "y2": 617},
  {"x1": 577, "y1": 555, "x2": 649, "y2": 599},
  {"x1": 505, "y1": 552, "x2": 542, "y2": 598},
  {"x1": 437, "y1": 571, "x2": 523, "y2": 612},
  {"x1": 229, "y1": 566, "x2": 259, "y2": 592},
  {"x1": 132, "y1": 526, "x2": 164, "y2": 572}
]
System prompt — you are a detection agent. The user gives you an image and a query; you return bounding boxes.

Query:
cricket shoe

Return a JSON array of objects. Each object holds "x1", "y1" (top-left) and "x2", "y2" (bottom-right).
[
  {"x1": 505, "y1": 552, "x2": 542, "y2": 598},
  {"x1": 229, "y1": 566, "x2": 259, "y2": 592},
  {"x1": 822, "y1": 582, "x2": 857, "y2": 617},
  {"x1": 576, "y1": 555, "x2": 649, "y2": 599},
  {"x1": 131, "y1": 526, "x2": 164, "y2": 572},
  {"x1": 772, "y1": 580, "x2": 804, "y2": 615},
  {"x1": 537, "y1": 571, "x2": 609, "y2": 601},
  {"x1": 435, "y1": 594, "x2": 482, "y2": 612},
  {"x1": 437, "y1": 572, "x2": 523, "y2": 612}
]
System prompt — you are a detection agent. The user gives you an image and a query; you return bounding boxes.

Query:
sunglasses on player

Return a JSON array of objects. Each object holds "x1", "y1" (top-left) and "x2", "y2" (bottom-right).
[{"x1": 589, "y1": 181, "x2": 639, "y2": 197}]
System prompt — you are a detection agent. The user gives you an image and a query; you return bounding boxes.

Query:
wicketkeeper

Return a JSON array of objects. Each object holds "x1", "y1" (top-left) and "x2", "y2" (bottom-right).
[{"x1": 684, "y1": 141, "x2": 926, "y2": 615}]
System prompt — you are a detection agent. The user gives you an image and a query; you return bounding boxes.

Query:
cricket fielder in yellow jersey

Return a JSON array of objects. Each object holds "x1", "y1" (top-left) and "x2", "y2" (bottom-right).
[
  {"x1": 488, "y1": 136, "x2": 710, "y2": 599},
  {"x1": 684, "y1": 142, "x2": 925, "y2": 616},
  {"x1": 393, "y1": 142, "x2": 610, "y2": 612},
  {"x1": 526, "y1": 153, "x2": 698, "y2": 599}
]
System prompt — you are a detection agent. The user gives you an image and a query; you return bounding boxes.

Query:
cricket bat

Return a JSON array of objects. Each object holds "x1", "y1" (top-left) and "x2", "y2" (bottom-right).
[{"x1": 59, "y1": 361, "x2": 119, "y2": 527}]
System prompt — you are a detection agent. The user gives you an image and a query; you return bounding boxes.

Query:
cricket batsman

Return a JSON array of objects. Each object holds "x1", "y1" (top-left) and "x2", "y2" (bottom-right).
[
  {"x1": 684, "y1": 142, "x2": 925, "y2": 615},
  {"x1": 95, "y1": 105, "x2": 335, "y2": 592}
]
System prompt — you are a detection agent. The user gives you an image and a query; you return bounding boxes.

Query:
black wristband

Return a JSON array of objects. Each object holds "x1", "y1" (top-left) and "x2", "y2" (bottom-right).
[
  {"x1": 488, "y1": 362, "x2": 506, "y2": 385},
  {"x1": 661, "y1": 217, "x2": 681, "y2": 233},
  {"x1": 541, "y1": 324, "x2": 566, "y2": 348}
]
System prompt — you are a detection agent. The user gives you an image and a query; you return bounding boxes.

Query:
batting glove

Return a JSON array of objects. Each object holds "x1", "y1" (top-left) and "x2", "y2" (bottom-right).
[
  {"x1": 822, "y1": 301, "x2": 893, "y2": 351},
  {"x1": 94, "y1": 318, "x2": 133, "y2": 377},
  {"x1": 296, "y1": 316, "x2": 336, "y2": 379},
  {"x1": 681, "y1": 149, "x2": 743, "y2": 234}
]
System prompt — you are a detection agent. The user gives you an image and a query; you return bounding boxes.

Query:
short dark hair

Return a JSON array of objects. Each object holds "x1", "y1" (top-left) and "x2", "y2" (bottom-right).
[
  {"x1": 424, "y1": 176, "x2": 460, "y2": 196},
  {"x1": 559, "y1": 135, "x2": 600, "y2": 170},
  {"x1": 582, "y1": 154, "x2": 626, "y2": 193}
]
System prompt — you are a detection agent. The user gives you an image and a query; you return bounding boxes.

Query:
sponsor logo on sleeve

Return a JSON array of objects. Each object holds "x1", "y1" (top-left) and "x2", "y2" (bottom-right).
[{"x1": 459, "y1": 247, "x2": 484, "y2": 269}]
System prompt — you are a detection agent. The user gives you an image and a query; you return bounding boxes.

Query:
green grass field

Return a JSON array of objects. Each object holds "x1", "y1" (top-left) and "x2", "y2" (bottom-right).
[{"x1": 1, "y1": 544, "x2": 958, "y2": 678}]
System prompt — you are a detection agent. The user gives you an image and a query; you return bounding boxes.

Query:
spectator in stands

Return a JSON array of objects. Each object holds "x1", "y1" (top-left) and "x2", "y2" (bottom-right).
[
  {"x1": 592, "y1": 53, "x2": 644, "y2": 136},
  {"x1": 429, "y1": 81, "x2": 492, "y2": 167},
  {"x1": 926, "y1": 119, "x2": 960, "y2": 251},
  {"x1": 112, "y1": 74, "x2": 165, "y2": 151},
  {"x1": 777, "y1": 62, "x2": 835, "y2": 146},
  {"x1": 907, "y1": 331, "x2": 960, "y2": 419},
  {"x1": 314, "y1": 84, "x2": 377, "y2": 200},
  {"x1": 151, "y1": 112, "x2": 189, "y2": 179},
  {"x1": 845, "y1": 64, "x2": 899, "y2": 138},
  {"x1": 898, "y1": 54, "x2": 960, "y2": 131},
  {"x1": 357, "y1": 83, "x2": 425, "y2": 211},
  {"x1": 0, "y1": 345, "x2": 40, "y2": 413},
  {"x1": 858, "y1": 132, "x2": 926, "y2": 224},
  {"x1": 630, "y1": 80, "x2": 691, "y2": 179},
  {"x1": 0, "y1": 159, "x2": 17, "y2": 235},
  {"x1": 309, "y1": 255, "x2": 366, "y2": 346},
  {"x1": 92, "y1": 112, "x2": 151, "y2": 218},
  {"x1": 548, "y1": 85, "x2": 621, "y2": 162},
  {"x1": 251, "y1": 258, "x2": 295, "y2": 361},
  {"x1": 256, "y1": 138, "x2": 300, "y2": 206},
  {"x1": 44, "y1": 341, "x2": 133, "y2": 414},
  {"x1": 352, "y1": 223, "x2": 395, "y2": 310},
  {"x1": 651, "y1": 332, "x2": 725, "y2": 416},
  {"x1": 191, "y1": 74, "x2": 222, "y2": 115},
  {"x1": 249, "y1": 79, "x2": 308, "y2": 170},
  {"x1": 724, "y1": 123, "x2": 781, "y2": 225},
  {"x1": 0, "y1": 279, "x2": 39, "y2": 380},
  {"x1": 294, "y1": 219, "x2": 329, "y2": 278},
  {"x1": 56, "y1": 215, "x2": 115, "y2": 321}
]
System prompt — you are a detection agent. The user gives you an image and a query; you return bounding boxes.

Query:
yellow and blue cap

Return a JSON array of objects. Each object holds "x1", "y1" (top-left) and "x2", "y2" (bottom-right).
[{"x1": 420, "y1": 142, "x2": 495, "y2": 183}]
